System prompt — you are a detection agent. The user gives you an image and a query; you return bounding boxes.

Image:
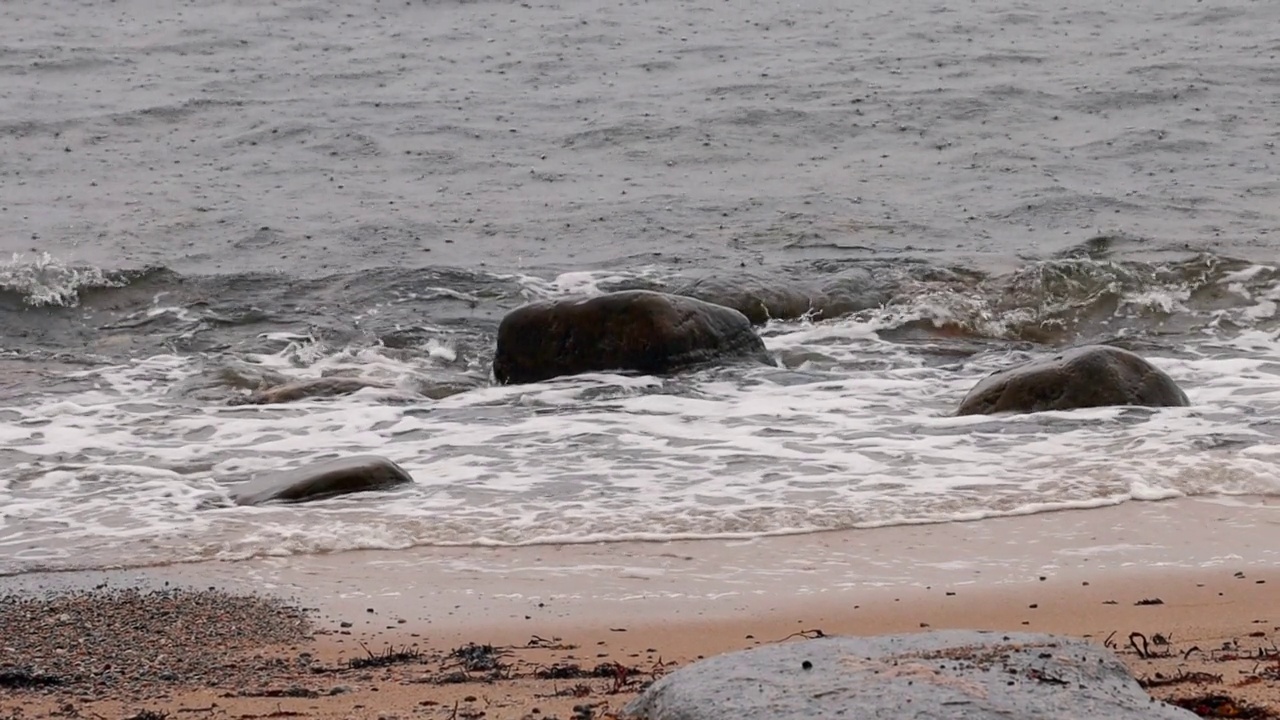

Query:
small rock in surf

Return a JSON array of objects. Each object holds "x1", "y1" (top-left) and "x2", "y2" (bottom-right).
[
  {"x1": 956, "y1": 344, "x2": 1189, "y2": 416},
  {"x1": 230, "y1": 455, "x2": 414, "y2": 506},
  {"x1": 229, "y1": 376, "x2": 390, "y2": 405},
  {"x1": 492, "y1": 290, "x2": 771, "y2": 384}
]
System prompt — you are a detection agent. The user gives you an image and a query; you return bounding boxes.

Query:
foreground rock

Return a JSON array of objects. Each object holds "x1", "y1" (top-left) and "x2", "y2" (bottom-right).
[
  {"x1": 624, "y1": 631, "x2": 1197, "y2": 720},
  {"x1": 957, "y1": 345, "x2": 1189, "y2": 416},
  {"x1": 493, "y1": 290, "x2": 771, "y2": 384},
  {"x1": 230, "y1": 455, "x2": 414, "y2": 505}
]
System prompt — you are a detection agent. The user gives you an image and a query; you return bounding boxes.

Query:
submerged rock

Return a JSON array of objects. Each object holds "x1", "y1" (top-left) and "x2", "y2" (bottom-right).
[
  {"x1": 672, "y1": 274, "x2": 818, "y2": 324},
  {"x1": 671, "y1": 269, "x2": 891, "y2": 325},
  {"x1": 956, "y1": 344, "x2": 1189, "y2": 416},
  {"x1": 230, "y1": 455, "x2": 414, "y2": 505},
  {"x1": 623, "y1": 631, "x2": 1197, "y2": 720},
  {"x1": 229, "y1": 376, "x2": 391, "y2": 405},
  {"x1": 815, "y1": 266, "x2": 894, "y2": 318},
  {"x1": 492, "y1": 290, "x2": 771, "y2": 384}
]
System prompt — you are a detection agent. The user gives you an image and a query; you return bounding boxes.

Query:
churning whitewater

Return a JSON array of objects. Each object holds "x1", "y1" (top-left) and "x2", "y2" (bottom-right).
[{"x1": 3, "y1": 0, "x2": 1280, "y2": 573}]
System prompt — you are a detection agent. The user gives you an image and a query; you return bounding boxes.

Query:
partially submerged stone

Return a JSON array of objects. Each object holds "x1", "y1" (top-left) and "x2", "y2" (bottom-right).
[
  {"x1": 229, "y1": 376, "x2": 390, "y2": 405},
  {"x1": 672, "y1": 274, "x2": 818, "y2": 324},
  {"x1": 493, "y1": 290, "x2": 771, "y2": 384},
  {"x1": 670, "y1": 269, "x2": 892, "y2": 325},
  {"x1": 230, "y1": 455, "x2": 414, "y2": 505},
  {"x1": 957, "y1": 344, "x2": 1189, "y2": 416},
  {"x1": 624, "y1": 631, "x2": 1197, "y2": 720}
]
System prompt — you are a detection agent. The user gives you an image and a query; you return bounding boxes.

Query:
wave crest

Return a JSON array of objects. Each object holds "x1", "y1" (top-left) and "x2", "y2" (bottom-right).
[{"x1": 0, "y1": 252, "x2": 129, "y2": 307}]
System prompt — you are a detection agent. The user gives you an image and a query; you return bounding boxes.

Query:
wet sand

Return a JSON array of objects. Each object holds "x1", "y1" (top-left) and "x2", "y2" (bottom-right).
[{"x1": 5, "y1": 497, "x2": 1280, "y2": 718}]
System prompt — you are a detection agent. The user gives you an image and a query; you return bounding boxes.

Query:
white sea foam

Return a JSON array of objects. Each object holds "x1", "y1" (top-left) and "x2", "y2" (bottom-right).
[
  {"x1": 4, "y1": 293, "x2": 1280, "y2": 574},
  {"x1": 0, "y1": 252, "x2": 125, "y2": 307}
]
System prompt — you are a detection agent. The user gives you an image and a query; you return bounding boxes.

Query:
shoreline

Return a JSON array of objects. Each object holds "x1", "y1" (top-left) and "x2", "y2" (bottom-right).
[
  {"x1": 5, "y1": 496, "x2": 1280, "y2": 718},
  {"x1": 9, "y1": 495, "x2": 1276, "y2": 626}
]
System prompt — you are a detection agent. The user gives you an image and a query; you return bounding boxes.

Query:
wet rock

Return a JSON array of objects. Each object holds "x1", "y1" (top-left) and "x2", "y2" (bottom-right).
[
  {"x1": 815, "y1": 266, "x2": 894, "y2": 318},
  {"x1": 230, "y1": 455, "x2": 414, "y2": 505},
  {"x1": 671, "y1": 269, "x2": 891, "y2": 325},
  {"x1": 229, "y1": 376, "x2": 390, "y2": 405},
  {"x1": 623, "y1": 631, "x2": 1197, "y2": 720},
  {"x1": 956, "y1": 345, "x2": 1189, "y2": 416},
  {"x1": 672, "y1": 274, "x2": 818, "y2": 324},
  {"x1": 493, "y1": 290, "x2": 771, "y2": 384}
]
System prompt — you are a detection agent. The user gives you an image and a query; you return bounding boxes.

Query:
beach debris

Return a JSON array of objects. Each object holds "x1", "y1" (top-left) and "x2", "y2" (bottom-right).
[
  {"x1": 534, "y1": 663, "x2": 645, "y2": 692},
  {"x1": 449, "y1": 643, "x2": 509, "y2": 673},
  {"x1": 535, "y1": 664, "x2": 598, "y2": 680},
  {"x1": 1136, "y1": 598, "x2": 1166, "y2": 606},
  {"x1": 624, "y1": 631, "x2": 1200, "y2": 719},
  {"x1": 431, "y1": 642, "x2": 517, "y2": 682},
  {"x1": 1166, "y1": 694, "x2": 1272, "y2": 718},
  {"x1": 233, "y1": 686, "x2": 319, "y2": 699},
  {"x1": 346, "y1": 642, "x2": 423, "y2": 670},
  {"x1": 1128, "y1": 632, "x2": 1174, "y2": 659},
  {"x1": 527, "y1": 635, "x2": 578, "y2": 650},
  {"x1": 1139, "y1": 670, "x2": 1225, "y2": 689},
  {"x1": 770, "y1": 628, "x2": 826, "y2": 643},
  {"x1": 122, "y1": 711, "x2": 169, "y2": 720},
  {"x1": 0, "y1": 667, "x2": 63, "y2": 689}
]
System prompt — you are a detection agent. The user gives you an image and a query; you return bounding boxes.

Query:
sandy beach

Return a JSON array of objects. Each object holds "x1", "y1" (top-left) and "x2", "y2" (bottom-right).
[
  {"x1": 4, "y1": 0, "x2": 1280, "y2": 717},
  {"x1": 5, "y1": 497, "x2": 1280, "y2": 718}
]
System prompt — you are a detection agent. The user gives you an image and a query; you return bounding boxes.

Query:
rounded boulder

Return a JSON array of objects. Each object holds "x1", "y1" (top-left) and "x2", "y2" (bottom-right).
[
  {"x1": 624, "y1": 631, "x2": 1198, "y2": 720},
  {"x1": 493, "y1": 290, "x2": 771, "y2": 385},
  {"x1": 230, "y1": 454, "x2": 414, "y2": 505},
  {"x1": 957, "y1": 344, "x2": 1189, "y2": 416}
]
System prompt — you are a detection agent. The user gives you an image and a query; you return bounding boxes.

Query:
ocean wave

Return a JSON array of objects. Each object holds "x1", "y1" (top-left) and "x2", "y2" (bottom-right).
[
  {"x1": 0, "y1": 253, "x2": 137, "y2": 308},
  {"x1": 3, "y1": 250, "x2": 1277, "y2": 348}
]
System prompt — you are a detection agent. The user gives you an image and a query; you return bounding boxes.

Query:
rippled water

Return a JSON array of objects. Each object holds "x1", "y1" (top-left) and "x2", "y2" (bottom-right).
[{"x1": 3, "y1": 0, "x2": 1280, "y2": 574}]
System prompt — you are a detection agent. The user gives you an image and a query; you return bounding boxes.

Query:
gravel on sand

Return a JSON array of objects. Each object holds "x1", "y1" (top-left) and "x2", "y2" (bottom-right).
[{"x1": 0, "y1": 584, "x2": 314, "y2": 699}]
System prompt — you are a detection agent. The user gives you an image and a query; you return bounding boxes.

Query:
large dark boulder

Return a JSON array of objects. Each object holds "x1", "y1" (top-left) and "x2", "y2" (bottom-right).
[
  {"x1": 492, "y1": 290, "x2": 771, "y2": 384},
  {"x1": 230, "y1": 455, "x2": 413, "y2": 505},
  {"x1": 957, "y1": 345, "x2": 1189, "y2": 416},
  {"x1": 623, "y1": 631, "x2": 1197, "y2": 720}
]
